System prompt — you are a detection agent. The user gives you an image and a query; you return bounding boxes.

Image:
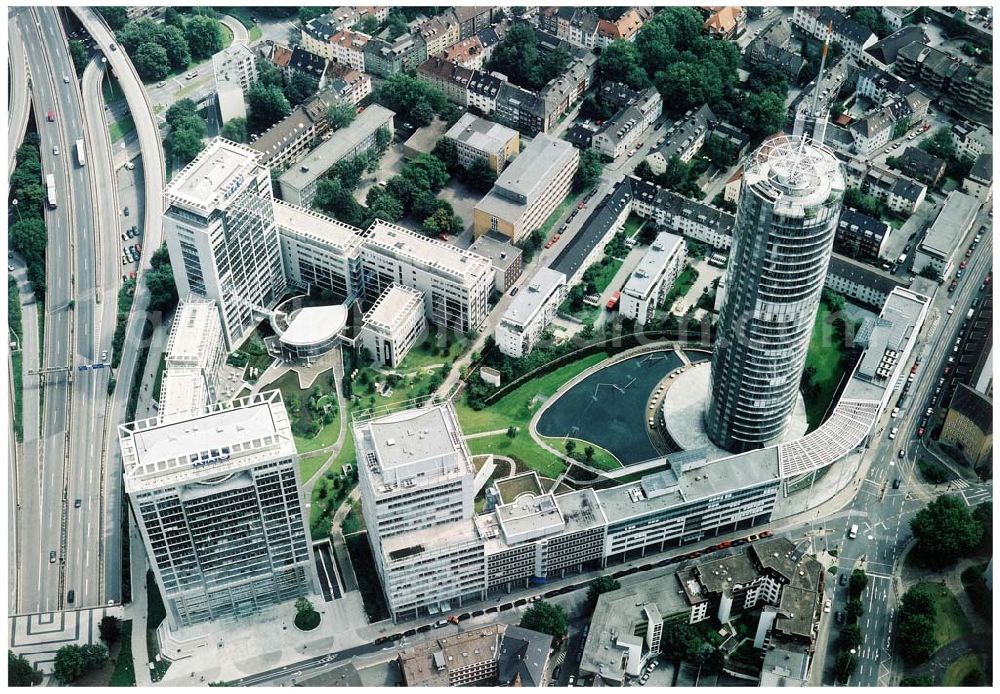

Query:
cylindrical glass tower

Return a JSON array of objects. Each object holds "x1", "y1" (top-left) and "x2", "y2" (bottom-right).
[{"x1": 706, "y1": 135, "x2": 845, "y2": 453}]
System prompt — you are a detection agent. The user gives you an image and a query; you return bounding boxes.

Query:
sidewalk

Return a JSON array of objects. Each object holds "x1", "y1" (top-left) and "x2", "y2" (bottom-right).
[{"x1": 127, "y1": 521, "x2": 152, "y2": 687}]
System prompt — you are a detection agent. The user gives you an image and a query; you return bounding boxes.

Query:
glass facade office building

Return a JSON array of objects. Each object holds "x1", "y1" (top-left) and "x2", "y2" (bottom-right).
[{"x1": 707, "y1": 136, "x2": 845, "y2": 453}]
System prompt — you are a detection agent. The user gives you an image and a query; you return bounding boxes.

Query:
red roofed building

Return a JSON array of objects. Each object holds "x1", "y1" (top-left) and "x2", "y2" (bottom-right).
[{"x1": 702, "y1": 6, "x2": 746, "y2": 40}]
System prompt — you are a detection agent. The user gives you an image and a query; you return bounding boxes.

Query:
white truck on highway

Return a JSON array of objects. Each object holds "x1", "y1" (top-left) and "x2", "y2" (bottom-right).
[
  {"x1": 45, "y1": 173, "x2": 57, "y2": 209},
  {"x1": 75, "y1": 138, "x2": 85, "y2": 167}
]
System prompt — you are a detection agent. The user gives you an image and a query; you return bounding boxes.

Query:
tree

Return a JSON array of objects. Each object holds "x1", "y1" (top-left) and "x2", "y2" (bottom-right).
[
  {"x1": 739, "y1": 91, "x2": 787, "y2": 141},
  {"x1": 900, "y1": 675, "x2": 934, "y2": 686},
  {"x1": 98, "y1": 6, "x2": 129, "y2": 31},
  {"x1": 118, "y1": 19, "x2": 164, "y2": 54},
  {"x1": 167, "y1": 127, "x2": 205, "y2": 164},
  {"x1": 565, "y1": 439, "x2": 577, "y2": 455},
  {"x1": 145, "y1": 245, "x2": 179, "y2": 314},
  {"x1": 835, "y1": 651, "x2": 857, "y2": 683},
  {"x1": 133, "y1": 42, "x2": 170, "y2": 82},
  {"x1": 353, "y1": 15, "x2": 379, "y2": 34},
  {"x1": 656, "y1": 61, "x2": 722, "y2": 116},
  {"x1": 895, "y1": 585, "x2": 937, "y2": 665},
  {"x1": 920, "y1": 127, "x2": 957, "y2": 161},
  {"x1": 326, "y1": 103, "x2": 356, "y2": 129},
  {"x1": 285, "y1": 71, "x2": 319, "y2": 107},
  {"x1": 848, "y1": 569, "x2": 868, "y2": 598},
  {"x1": 465, "y1": 158, "x2": 498, "y2": 193},
  {"x1": 519, "y1": 601, "x2": 568, "y2": 641},
  {"x1": 972, "y1": 501, "x2": 991, "y2": 553},
  {"x1": 299, "y1": 8, "x2": 330, "y2": 24},
  {"x1": 68, "y1": 39, "x2": 88, "y2": 76},
  {"x1": 506, "y1": 426, "x2": 517, "y2": 439},
  {"x1": 596, "y1": 40, "x2": 649, "y2": 89},
  {"x1": 221, "y1": 117, "x2": 248, "y2": 143},
  {"x1": 845, "y1": 598, "x2": 864, "y2": 622},
  {"x1": 584, "y1": 445, "x2": 595, "y2": 463},
  {"x1": 246, "y1": 82, "x2": 292, "y2": 132},
  {"x1": 575, "y1": 149, "x2": 604, "y2": 193},
  {"x1": 52, "y1": 643, "x2": 109, "y2": 684},
  {"x1": 366, "y1": 186, "x2": 404, "y2": 223},
  {"x1": 163, "y1": 7, "x2": 184, "y2": 30},
  {"x1": 185, "y1": 15, "x2": 224, "y2": 60},
  {"x1": 8, "y1": 650, "x2": 43, "y2": 686},
  {"x1": 850, "y1": 7, "x2": 891, "y2": 39},
  {"x1": 412, "y1": 101, "x2": 435, "y2": 127},
  {"x1": 257, "y1": 60, "x2": 285, "y2": 90},
  {"x1": 586, "y1": 575, "x2": 620, "y2": 611},
  {"x1": 158, "y1": 25, "x2": 191, "y2": 71},
  {"x1": 838, "y1": 624, "x2": 862, "y2": 651},
  {"x1": 660, "y1": 619, "x2": 711, "y2": 662},
  {"x1": 910, "y1": 494, "x2": 984, "y2": 567},
  {"x1": 98, "y1": 615, "x2": 122, "y2": 645}
]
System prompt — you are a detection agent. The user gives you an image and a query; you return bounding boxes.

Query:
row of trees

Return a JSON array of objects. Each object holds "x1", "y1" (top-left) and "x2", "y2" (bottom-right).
[
  {"x1": 909, "y1": 496, "x2": 990, "y2": 568},
  {"x1": 9, "y1": 136, "x2": 49, "y2": 297},
  {"x1": 834, "y1": 568, "x2": 869, "y2": 682},
  {"x1": 164, "y1": 99, "x2": 207, "y2": 166},
  {"x1": 102, "y1": 7, "x2": 225, "y2": 82},
  {"x1": 10, "y1": 616, "x2": 124, "y2": 685}
]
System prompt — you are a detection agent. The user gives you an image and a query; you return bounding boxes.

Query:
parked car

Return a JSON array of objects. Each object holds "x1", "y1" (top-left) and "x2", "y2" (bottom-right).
[
  {"x1": 123, "y1": 206, "x2": 129, "y2": 216},
  {"x1": 52, "y1": 145, "x2": 59, "y2": 156},
  {"x1": 509, "y1": 286, "x2": 519, "y2": 296}
]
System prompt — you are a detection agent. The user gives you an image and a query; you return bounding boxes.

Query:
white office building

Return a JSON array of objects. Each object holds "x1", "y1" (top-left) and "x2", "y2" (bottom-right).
[
  {"x1": 120, "y1": 391, "x2": 318, "y2": 630},
  {"x1": 164, "y1": 139, "x2": 287, "y2": 350},
  {"x1": 275, "y1": 200, "x2": 367, "y2": 303},
  {"x1": 212, "y1": 43, "x2": 258, "y2": 124},
  {"x1": 620, "y1": 232, "x2": 687, "y2": 326},
  {"x1": 362, "y1": 220, "x2": 493, "y2": 334},
  {"x1": 361, "y1": 284, "x2": 426, "y2": 367},
  {"x1": 912, "y1": 191, "x2": 979, "y2": 278},
  {"x1": 495, "y1": 268, "x2": 567, "y2": 358},
  {"x1": 159, "y1": 296, "x2": 227, "y2": 423}
]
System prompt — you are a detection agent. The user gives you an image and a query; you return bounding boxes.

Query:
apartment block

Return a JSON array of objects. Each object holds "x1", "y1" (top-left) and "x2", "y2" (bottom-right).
[
  {"x1": 275, "y1": 200, "x2": 366, "y2": 302},
  {"x1": 364, "y1": 33, "x2": 427, "y2": 78},
  {"x1": 473, "y1": 134, "x2": 578, "y2": 243},
  {"x1": 300, "y1": 7, "x2": 378, "y2": 59},
  {"x1": 620, "y1": 232, "x2": 687, "y2": 326},
  {"x1": 452, "y1": 6, "x2": 493, "y2": 40},
  {"x1": 468, "y1": 232, "x2": 524, "y2": 293},
  {"x1": 835, "y1": 207, "x2": 892, "y2": 262},
  {"x1": 592, "y1": 87, "x2": 663, "y2": 160},
  {"x1": 329, "y1": 29, "x2": 370, "y2": 71},
  {"x1": 493, "y1": 81, "x2": 548, "y2": 136},
  {"x1": 360, "y1": 284, "x2": 426, "y2": 368},
  {"x1": 953, "y1": 122, "x2": 992, "y2": 159},
  {"x1": 326, "y1": 68, "x2": 371, "y2": 107},
  {"x1": 278, "y1": 105, "x2": 394, "y2": 207},
  {"x1": 646, "y1": 105, "x2": 715, "y2": 173},
  {"x1": 442, "y1": 35, "x2": 487, "y2": 70},
  {"x1": 630, "y1": 177, "x2": 736, "y2": 251},
  {"x1": 825, "y1": 253, "x2": 907, "y2": 309},
  {"x1": 792, "y1": 7, "x2": 876, "y2": 61},
  {"x1": 466, "y1": 71, "x2": 505, "y2": 114},
  {"x1": 940, "y1": 384, "x2": 993, "y2": 468},
  {"x1": 495, "y1": 268, "x2": 567, "y2": 358},
  {"x1": 212, "y1": 42, "x2": 257, "y2": 124},
  {"x1": 964, "y1": 153, "x2": 993, "y2": 206},
  {"x1": 417, "y1": 57, "x2": 475, "y2": 106},
  {"x1": 362, "y1": 220, "x2": 493, "y2": 333},
  {"x1": 444, "y1": 113, "x2": 519, "y2": 173},
  {"x1": 120, "y1": 391, "x2": 317, "y2": 630},
  {"x1": 418, "y1": 13, "x2": 460, "y2": 56},
  {"x1": 163, "y1": 139, "x2": 286, "y2": 349}
]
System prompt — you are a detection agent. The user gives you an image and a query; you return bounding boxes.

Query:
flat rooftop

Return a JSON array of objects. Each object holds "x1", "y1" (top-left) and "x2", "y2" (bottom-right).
[
  {"x1": 920, "y1": 191, "x2": 979, "y2": 258},
  {"x1": 158, "y1": 368, "x2": 207, "y2": 425},
  {"x1": 120, "y1": 391, "x2": 295, "y2": 493},
  {"x1": 622, "y1": 231, "x2": 684, "y2": 300},
  {"x1": 468, "y1": 232, "x2": 522, "y2": 272},
  {"x1": 280, "y1": 305, "x2": 348, "y2": 347},
  {"x1": 492, "y1": 133, "x2": 576, "y2": 202},
  {"x1": 165, "y1": 297, "x2": 221, "y2": 367},
  {"x1": 274, "y1": 199, "x2": 367, "y2": 254},
  {"x1": 382, "y1": 516, "x2": 482, "y2": 560},
  {"x1": 165, "y1": 138, "x2": 262, "y2": 214},
  {"x1": 500, "y1": 267, "x2": 565, "y2": 329},
  {"x1": 400, "y1": 625, "x2": 501, "y2": 687},
  {"x1": 445, "y1": 112, "x2": 517, "y2": 154},
  {"x1": 364, "y1": 220, "x2": 492, "y2": 285},
  {"x1": 363, "y1": 284, "x2": 423, "y2": 333}
]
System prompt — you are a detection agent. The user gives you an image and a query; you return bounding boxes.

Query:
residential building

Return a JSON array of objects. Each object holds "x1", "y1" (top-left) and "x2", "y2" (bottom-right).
[
  {"x1": 849, "y1": 102, "x2": 899, "y2": 155},
  {"x1": 940, "y1": 384, "x2": 993, "y2": 469},
  {"x1": 708, "y1": 135, "x2": 844, "y2": 453},
  {"x1": 275, "y1": 200, "x2": 366, "y2": 303},
  {"x1": 792, "y1": 7, "x2": 876, "y2": 61},
  {"x1": 825, "y1": 253, "x2": 906, "y2": 309},
  {"x1": 948, "y1": 63, "x2": 993, "y2": 119},
  {"x1": 278, "y1": 105, "x2": 394, "y2": 207},
  {"x1": 466, "y1": 71, "x2": 505, "y2": 114},
  {"x1": 854, "y1": 66, "x2": 921, "y2": 105},
  {"x1": 746, "y1": 38, "x2": 805, "y2": 81},
  {"x1": 887, "y1": 176, "x2": 927, "y2": 215},
  {"x1": 595, "y1": 8, "x2": 648, "y2": 47},
  {"x1": 953, "y1": 122, "x2": 992, "y2": 159},
  {"x1": 212, "y1": 42, "x2": 258, "y2": 123},
  {"x1": 882, "y1": 6, "x2": 918, "y2": 31},
  {"x1": 493, "y1": 81, "x2": 547, "y2": 136},
  {"x1": 120, "y1": 391, "x2": 318, "y2": 630},
  {"x1": 418, "y1": 14, "x2": 460, "y2": 57},
  {"x1": 834, "y1": 207, "x2": 892, "y2": 263},
  {"x1": 896, "y1": 43, "x2": 993, "y2": 120},
  {"x1": 702, "y1": 6, "x2": 746, "y2": 39},
  {"x1": 442, "y1": 35, "x2": 487, "y2": 70},
  {"x1": 300, "y1": 7, "x2": 381, "y2": 59},
  {"x1": 473, "y1": 134, "x2": 578, "y2": 243},
  {"x1": 538, "y1": 53, "x2": 597, "y2": 129},
  {"x1": 549, "y1": 179, "x2": 634, "y2": 284},
  {"x1": 468, "y1": 232, "x2": 523, "y2": 292},
  {"x1": 163, "y1": 139, "x2": 286, "y2": 349},
  {"x1": 329, "y1": 29, "x2": 370, "y2": 71},
  {"x1": 646, "y1": 105, "x2": 715, "y2": 173},
  {"x1": 592, "y1": 87, "x2": 663, "y2": 160},
  {"x1": 361, "y1": 285, "x2": 426, "y2": 368},
  {"x1": 862, "y1": 25, "x2": 928, "y2": 71},
  {"x1": 287, "y1": 47, "x2": 328, "y2": 84},
  {"x1": 362, "y1": 220, "x2": 493, "y2": 333},
  {"x1": 495, "y1": 267, "x2": 567, "y2": 358},
  {"x1": 159, "y1": 296, "x2": 226, "y2": 423},
  {"x1": 452, "y1": 6, "x2": 493, "y2": 40},
  {"x1": 893, "y1": 146, "x2": 946, "y2": 186},
  {"x1": 474, "y1": 26, "x2": 502, "y2": 65},
  {"x1": 417, "y1": 57, "x2": 475, "y2": 106},
  {"x1": 620, "y1": 232, "x2": 687, "y2": 326},
  {"x1": 630, "y1": 178, "x2": 736, "y2": 250},
  {"x1": 912, "y1": 191, "x2": 979, "y2": 277},
  {"x1": 723, "y1": 167, "x2": 743, "y2": 206},
  {"x1": 326, "y1": 68, "x2": 372, "y2": 107},
  {"x1": 964, "y1": 153, "x2": 993, "y2": 206},
  {"x1": 364, "y1": 33, "x2": 427, "y2": 78},
  {"x1": 445, "y1": 113, "x2": 519, "y2": 174}
]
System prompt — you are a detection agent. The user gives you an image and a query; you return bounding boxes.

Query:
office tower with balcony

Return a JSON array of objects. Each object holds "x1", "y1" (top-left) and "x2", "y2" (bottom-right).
[
  {"x1": 707, "y1": 135, "x2": 845, "y2": 453},
  {"x1": 163, "y1": 139, "x2": 286, "y2": 349},
  {"x1": 120, "y1": 391, "x2": 318, "y2": 630}
]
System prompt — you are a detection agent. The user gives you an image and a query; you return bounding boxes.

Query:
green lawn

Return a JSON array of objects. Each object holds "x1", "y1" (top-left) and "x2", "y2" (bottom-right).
[
  {"x1": 109, "y1": 621, "x2": 135, "y2": 686},
  {"x1": 109, "y1": 114, "x2": 136, "y2": 143},
  {"x1": 395, "y1": 334, "x2": 467, "y2": 371},
  {"x1": 916, "y1": 582, "x2": 972, "y2": 650},
  {"x1": 466, "y1": 432, "x2": 566, "y2": 478},
  {"x1": 662, "y1": 265, "x2": 699, "y2": 309},
  {"x1": 495, "y1": 473, "x2": 543, "y2": 503},
  {"x1": 269, "y1": 370, "x2": 341, "y2": 453},
  {"x1": 150, "y1": 354, "x2": 167, "y2": 402},
  {"x1": 943, "y1": 653, "x2": 983, "y2": 686},
  {"x1": 341, "y1": 499, "x2": 364, "y2": 535},
  {"x1": 102, "y1": 79, "x2": 125, "y2": 106},
  {"x1": 455, "y1": 352, "x2": 609, "y2": 433},
  {"x1": 298, "y1": 452, "x2": 328, "y2": 482},
  {"x1": 220, "y1": 23, "x2": 234, "y2": 50},
  {"x1": 803, "y1": 303, "x2": 849, "y2": 429},
  {"x1": 622, "y1": 213, "x2": 645, "y2": 239},
  {"x1": 591, "y1": 258, "x2": 624, "y2": 294},
  {"x1": 249, "y1": 25, "x2": 263, "y2": 43},
  {"x1": 540, "y1": 436, "x2": 621, "y2": 471}
]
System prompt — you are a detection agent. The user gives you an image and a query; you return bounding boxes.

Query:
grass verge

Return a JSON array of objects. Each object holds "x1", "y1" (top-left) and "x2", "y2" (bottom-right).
[
  {"x1": 943, "y1": 653, "x2": 983, "y2": 686},
  {"x1": 298, "y1": 452, "x2": 328, "y2": 482},
  {"x1": 540, "y1": 436, "x2": 621, "y2": 471},
  {"x1": 109, "y1": 621, "x2": 135, "y2": 686},
  {"x1": 466, "y1": 433, "x2": 566, "y2": 478},
  {"x1": 150, "y1": 353, "x2": 167, "y2": 403},
  {"x1": 915, "y1": 581, "x2": 971, "y2": 650},
  {"x1": 109, "y1": 114, "x2": 136, "y2": 144},
  {"x1": 802, "y1": 302, "x2": 849, "y2": 428}
]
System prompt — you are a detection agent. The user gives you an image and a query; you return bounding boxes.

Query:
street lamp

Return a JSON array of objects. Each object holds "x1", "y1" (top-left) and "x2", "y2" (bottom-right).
[{"x1": 12, "y1": 197, "x2": 21, "y2": 221}]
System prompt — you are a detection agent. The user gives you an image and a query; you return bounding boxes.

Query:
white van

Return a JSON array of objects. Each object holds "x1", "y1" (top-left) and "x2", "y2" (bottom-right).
[
  {"x1": 849, "y1": 524, "x2": 859, "y2": 539},
  {"x1": 888, "y1": 427, "x2": 898, "y2": 440}
]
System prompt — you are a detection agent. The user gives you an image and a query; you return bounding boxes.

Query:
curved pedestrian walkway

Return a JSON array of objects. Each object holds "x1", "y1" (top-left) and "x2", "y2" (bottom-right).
[{"x1": 904, "y1": 633, "x2": 992, "y2": 685}]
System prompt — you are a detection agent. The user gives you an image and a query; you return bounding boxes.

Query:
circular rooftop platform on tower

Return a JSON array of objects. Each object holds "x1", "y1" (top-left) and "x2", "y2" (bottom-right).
[{"x1": 276, "y1": 304, "x2": 347, "y2": 362}]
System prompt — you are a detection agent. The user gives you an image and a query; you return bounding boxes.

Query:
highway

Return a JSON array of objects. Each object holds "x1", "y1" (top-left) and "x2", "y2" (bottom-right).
[
  {"x1": 71, "y1": 6, "x2": 167, "y2": 604},
  {"x1": 8, "y1": 10, "x2": 32, "y2": 173},
  {"x1": 820, "y1": 222, "x2": 993, "y2": 686}
]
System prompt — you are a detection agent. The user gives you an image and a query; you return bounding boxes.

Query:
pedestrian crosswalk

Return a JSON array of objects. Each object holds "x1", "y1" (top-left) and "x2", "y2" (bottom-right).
[
  {"x1": 950, "y1": 478, "x2": 971, "y2": 490},
  {"x1": 962, "y1": 483, "x2": 992, "y2": 507}
]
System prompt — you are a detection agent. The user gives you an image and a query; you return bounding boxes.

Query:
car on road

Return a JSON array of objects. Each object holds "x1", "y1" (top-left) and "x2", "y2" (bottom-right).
[
  {"x1": 186, "y1": 71, "x2": 197, "y2": 80},
  {"x1": 52, "y1": 145, "x2": 59, "y2": 156},
  {"x1": 917, "y1": 426, "x2": 925, "y2": 436},
  {"x1": 109, "y1": 43, "x2": 117, "y2": 51},
  {"x1": 891, "y1": 407, "x2": 899, "y2": 418},
  {"x1": 835, "y1": 611, "x2": 845, "y2": 624},
  {"x1": 509, "y1": 286, "x2": 519, "y2": 296},
  {"x1": 925, "y1": 407, "x2": 934, "y2": 417},
  {"x1": 947, "y1": 304, "x2": 955, "y2": 314},
  {"x1": 965, "y1": 248, "x2": 973, "y2": 257},
  {"x1": 74, "y1": 498, "x2": 81, "y2": 508},
  {"x1": 49, "y1": 550, "x2": 56, "y2": 563},
  {"x1": 893, "y1": 478, "x2": 901, "y2": 489},
  {"x1": 125, "y1": 161, "x2": 135, "y2": 170},
  {"x1": 823, "y1": 599, "x2": 832, "y2": 613},
  {"x1": 960, "y1": 261, "x2": 968, "y2": 270},
  {"x1": 156, "y1": 80, "x2": 166, "y2": 88},
  {"x1": 121, "y1": 256, "x2": 130, "y2": 266},
  {"x1": 47, "y1": 110, "x2": 55, "y2": 122},
  {"x1": 898, "y1": 449, "x2": 905, "y2": 459},
  {"x1": 888, "y1": 427, "x2": 898, "y2": 440},
  {"x1": 66, "y1": 590, "x2": 75, "y2": 604},
  {"x1": 101, "y1": 349, "x2": 108, "y2": 361},
  {"x1": 568, "y1": 676, "x2": 575, "y2": 686},
  {"x1": 838, "y1": 572, "x2": 848, "y2": 586},
  {"x1": 8, "y1": 265, "x2": 14, "y2": 273}
]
